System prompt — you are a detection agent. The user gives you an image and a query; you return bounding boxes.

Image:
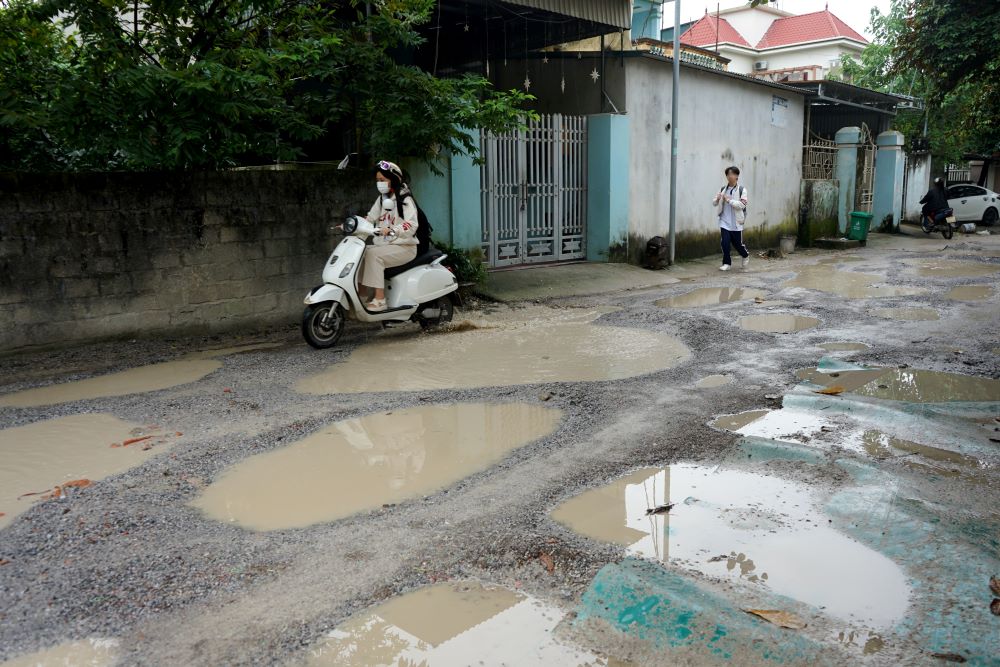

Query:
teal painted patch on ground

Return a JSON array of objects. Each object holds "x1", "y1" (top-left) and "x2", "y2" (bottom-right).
[{"x1": 574, "y1": 558, "x2": 827, "y2": 664}]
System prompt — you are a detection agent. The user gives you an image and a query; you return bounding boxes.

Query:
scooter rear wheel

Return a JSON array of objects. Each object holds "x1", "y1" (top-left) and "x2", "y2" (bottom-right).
[
  {"x1": 302, "y1": 302, "x2": 345, "y2": 349},
  {"x1": 418, "y1": 296, "x2": 455, "y2": 330},
  {"x1": 941, "y1": 224, "x2": 953, "y2": 239}
]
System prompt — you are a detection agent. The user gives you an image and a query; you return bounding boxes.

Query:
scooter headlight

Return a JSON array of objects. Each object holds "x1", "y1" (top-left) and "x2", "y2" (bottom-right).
[
  {"x1": 339, "y1": 262, "x2": 354, "y2": 279},
  {"x1": 343, "y1": 216, "x2": 358, "y2": 234}
]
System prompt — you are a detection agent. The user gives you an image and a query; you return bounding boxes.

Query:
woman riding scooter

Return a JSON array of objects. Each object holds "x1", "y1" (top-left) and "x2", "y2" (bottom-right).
[
  {"x1": 919, "y1": 178, "x2": 950, "y2": 232},
  {"x1": 360, "y1": 160, "x2": 418, "y2": 311}
]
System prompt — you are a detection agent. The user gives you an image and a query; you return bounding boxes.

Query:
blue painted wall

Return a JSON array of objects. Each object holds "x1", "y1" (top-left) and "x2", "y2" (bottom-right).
[
  {"x1": 633, "y1": 0, "x2": 663, "y2": 40},
  {"x1": 872, "y1": 131, "x2": 905, "y2": 230},
  {"x1": 835, "y1": 126, "x2": 862, "y2": 234},
  {"x1": 587, "y1": 114, "x2": 631, "y2": 261}
]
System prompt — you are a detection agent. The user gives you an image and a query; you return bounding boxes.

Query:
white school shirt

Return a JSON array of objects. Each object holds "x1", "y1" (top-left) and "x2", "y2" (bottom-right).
[{"x1": 716, "y1": 184, "x2": 748, "y2": 232}]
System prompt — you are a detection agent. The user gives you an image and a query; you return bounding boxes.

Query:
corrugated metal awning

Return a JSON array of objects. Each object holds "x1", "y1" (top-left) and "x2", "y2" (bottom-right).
[{"x1": 507, "y1": 0, "x2": 631, "y2": 29}]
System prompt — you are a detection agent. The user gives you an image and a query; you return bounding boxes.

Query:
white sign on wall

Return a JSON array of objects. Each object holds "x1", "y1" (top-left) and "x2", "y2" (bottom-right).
[{"x1": 771, "y1": 95, "x2": 789, "y2": 128}]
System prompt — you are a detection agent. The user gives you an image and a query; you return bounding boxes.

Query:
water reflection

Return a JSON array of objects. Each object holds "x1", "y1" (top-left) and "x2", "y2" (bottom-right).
[
  {"x1": 551, "y1": 465, "x2": 910, "y2": 627},
  {"x1": 192, "y1": 403, "x2": 562, "y2": 530}
]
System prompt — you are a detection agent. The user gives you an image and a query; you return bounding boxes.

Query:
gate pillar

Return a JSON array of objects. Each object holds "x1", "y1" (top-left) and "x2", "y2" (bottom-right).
[
  {"x1": 587, "y1": 114, "x2": 630, "y2": 262},
  {"x1": 835, "y1": 126, "x2": 862, "y2": 234},
  {"x1": 872, "y1": 130, "x2": 905, "y2": 231}
]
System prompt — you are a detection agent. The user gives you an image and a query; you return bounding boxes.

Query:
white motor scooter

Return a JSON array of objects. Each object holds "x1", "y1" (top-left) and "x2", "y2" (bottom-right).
[{"x1": 301, "y1": 201, "x2": 458, "y2": 349}]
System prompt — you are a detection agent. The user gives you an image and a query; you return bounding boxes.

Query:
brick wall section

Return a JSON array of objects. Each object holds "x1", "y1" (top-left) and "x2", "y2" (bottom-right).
[{"x1": 0, "y1": 170, "x2": 374, "y2": 353}]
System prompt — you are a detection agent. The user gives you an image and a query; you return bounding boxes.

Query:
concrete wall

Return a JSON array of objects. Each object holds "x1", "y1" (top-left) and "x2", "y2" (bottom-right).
[
  {"x1": 756, "y1": 43, "x2": 863, "y2": 78},
  {"x1": 799, "y1": 179, "x2": 839, "y2": 245},
  {"x1": 625, "y1": 58, "x2": 805, "y2": 261},
  {"x1": 903, "y1": 153, "x2": 932, "y2": 222},
  {"x1": 0, "y1": 170, "x2": 373, "y2": 353}
]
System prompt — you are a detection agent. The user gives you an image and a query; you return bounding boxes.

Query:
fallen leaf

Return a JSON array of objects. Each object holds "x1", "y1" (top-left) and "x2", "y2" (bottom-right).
[
  {"x1": 110, "y1": 443, "x2": 122, "y2": 448},
  {"x1": 42, "y1": 487, "x2": 63, "y2": 500},
  {"x1": 991, "y1": 598, "x2": 1000, "y2": 617},
  {"x1": 539, "y1": 553, "x2": 555, "y2": 574},
  {"x1": 931, "y1": 653, "x2": 966, "y2": 663},
  {"x1": 122, "y1": 436, "x2": 153, "y2": 447},
  {"x1": 645, "y1": 503, "x2": 675, "y2": 516},
  {"x1": 223, "y1": 388, "x2": 233, "y2": 393},
  {"x1": 18, "y1": 489, "x2": 51, "y2": 499},
  {"x1": 743, "y1": 609, "x2": 807, "y2": 629},
  {"x1": 175, "y1": 432, "x2": 183, "y2": 437},
  {"x1": 754, "y1": 296, "x2": 765, "y2": 303},
  {"x1": 0, "y1": 559, "x2": 10, "y2": 566},
  {"x1": 62, "y1": 479, "x2": 92, "y2": 489},
  {"x1": 0, "y1": 512, "x2": 5, "y2": 517},
  {"x1": 991, "y1": 576, "x2": 1000, "y2": 597},
  {"x1": 814, "y1": 386, "x2": 845, "y2": 396}
]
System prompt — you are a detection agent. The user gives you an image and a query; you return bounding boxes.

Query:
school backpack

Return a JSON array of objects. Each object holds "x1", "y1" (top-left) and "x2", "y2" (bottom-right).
[{"x1": 400, "y1": 194, "x2": 434, "y2": 256}]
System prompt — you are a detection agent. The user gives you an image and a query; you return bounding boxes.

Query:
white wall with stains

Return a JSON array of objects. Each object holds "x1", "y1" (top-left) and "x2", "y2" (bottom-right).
[{"x1": 625, "y1": 57, "x2": 806, "y2": 247}]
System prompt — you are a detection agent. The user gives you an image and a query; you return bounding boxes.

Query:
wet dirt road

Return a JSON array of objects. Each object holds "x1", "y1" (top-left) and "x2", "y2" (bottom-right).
[{"x1": 1, "y1": 228, "x2": 999, "y2": 666}]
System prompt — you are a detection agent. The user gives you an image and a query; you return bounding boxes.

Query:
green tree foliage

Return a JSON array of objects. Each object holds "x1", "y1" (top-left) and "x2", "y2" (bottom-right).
[{"x1": 0, "y1": 0, "x2": 533, "y2": 171}]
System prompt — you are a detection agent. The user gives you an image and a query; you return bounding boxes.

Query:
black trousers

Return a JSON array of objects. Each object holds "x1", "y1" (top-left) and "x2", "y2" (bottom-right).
[{"x1": 720, "y1": 228, "x2": 749, "y2": 265}]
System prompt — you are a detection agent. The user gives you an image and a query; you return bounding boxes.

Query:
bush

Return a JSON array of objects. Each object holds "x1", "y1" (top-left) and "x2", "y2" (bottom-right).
[{"x1": 433, "y1": 240, "x2": 487, "y2": 285}]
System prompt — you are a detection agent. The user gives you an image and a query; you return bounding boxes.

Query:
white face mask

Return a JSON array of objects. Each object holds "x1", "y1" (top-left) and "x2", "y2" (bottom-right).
[{"x1": 376, "y1": 181, "x2": 391, "y2": 195}]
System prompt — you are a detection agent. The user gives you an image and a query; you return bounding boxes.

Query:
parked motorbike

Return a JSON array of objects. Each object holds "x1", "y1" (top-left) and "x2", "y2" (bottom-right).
[
  {"x1": 301, "y1": 206, "x2": 458, "y2": 349},
  {"x1": 921, "y1": 207, "x2": 957, "y2": 239}
]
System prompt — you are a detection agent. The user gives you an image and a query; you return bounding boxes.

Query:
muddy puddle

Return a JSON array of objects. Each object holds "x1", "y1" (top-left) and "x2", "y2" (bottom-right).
[
  {"x1": 738, "y1": 314, "x2": 820, "y2": 333},
  {"x1": 783, "y1": 265, "x2": 924, "y2": 299},
  {"x1": 945, "y1": 285, "x2": 994, "y2": 301},
  {"x1": 192, "y1": 403, "x2": 562, "y2": 530},
  {"x1": 870, "y1": 307, "x2": 939, "y2": 321},
  {"x1": 298, "y1": 581, "x2": 609, "y2": 666},
  {"x1": 911, "y1": 259, "x2": 1000, "y2": 278},
  {"x1": 0, "y1": 638, "x2": 118, "y2": 667},
  {"x1": 0, "y1": 415, "x2": 169, "y2": 529},
  {"x1": 711, "y1": 409, "x2": 831, "y2": 444},
  {"x1": 0, "y1": 343, "x2": 281, "y2": 409},
  {"x1": 799, "y1": 365, "x2": 1000, "y2": 403},
  {"x1": 655, "y1": 287, "x2": 767, "y2": 309},
  {"x1": 694, "y1": 375, "x2": 732, "y2": 388},
  {"x1": 550, "y1": 465, "x2": 910, "y2": 628},
  {"x1": 296, "y1": 307, "x2": 690, "y2": 394},
  {"x1": 817, "y1": 342, "x2": 869, "y2": 353},
  {"x1": 0, "y1": 359, "x2": 222, "y2": 408}
]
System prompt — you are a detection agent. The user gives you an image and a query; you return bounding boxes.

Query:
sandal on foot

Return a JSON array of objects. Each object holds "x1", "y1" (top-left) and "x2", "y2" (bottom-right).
[{"x1": 367, "y1": 298, "x2": 387, "y2": 312}]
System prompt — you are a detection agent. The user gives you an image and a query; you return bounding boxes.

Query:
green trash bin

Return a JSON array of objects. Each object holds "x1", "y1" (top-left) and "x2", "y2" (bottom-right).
[{"x1": 848, "y1": 211, "x2": 873, "y2": 242}]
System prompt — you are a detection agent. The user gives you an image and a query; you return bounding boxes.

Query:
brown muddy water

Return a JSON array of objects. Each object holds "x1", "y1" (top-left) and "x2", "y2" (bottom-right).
[
  {"x1": 817, "y1": 342, "x2": 870, "y2": 353},
  {"x1": 945, "y1": 285, "x2": 994, "y2": 301},
  {"x1": 869, "y1": 308, "x2": 939, "y2": 322},
  {"x1": 297, "y1": 581, "x2": 609, "y2": 666},
  {"x1": 710, "y1": 410, "x2": 770, "y2": 432},
  {"x1": 655, "y1": 287, "x2": 767, "y2": 309},
  {"x1": 0, "y1": 638, "x2": 118, "y2": 667},
  {"x1": 192, "y1": 403, "x2": 562, "y2": 531},
  {"x1": 694, "y1": 375, "x2": 732, "y2": 388},
  {"x1": 296, "y1": 308, "x2": 690, "y2": 395},
  {"x1": 799, "y1": 367, "x2": 1000, "y2": 402},
  {"x1": 911, "y1": 259, "x2": 1000, "y2": 278},
  {"x1": 0, "y1": 360, "x2": 222, "y2": 408},
  {"x1": 738, "y1": 314, "x2": 820, "y2": 333},
  {"x1": 0, "y1": 415, "x2": 168, "y2": 529},
  {"x1": 549, "y1": 465, "x2": 910, "y2": 628},
  {"x1": 0, "y1": 343, "x2": 281, "y2": 408},
  {"x1": 783, "y1": 265, "x2": 924, "y2": 299}
]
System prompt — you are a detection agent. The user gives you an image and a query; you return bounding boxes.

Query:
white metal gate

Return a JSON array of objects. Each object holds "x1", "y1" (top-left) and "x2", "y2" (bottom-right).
[
  {"x1": 480, "y1": 115, "x2": 588, "y2": 267},
  {"x1": 858, "y1": 123, "x2": 877, "y2": 213}
]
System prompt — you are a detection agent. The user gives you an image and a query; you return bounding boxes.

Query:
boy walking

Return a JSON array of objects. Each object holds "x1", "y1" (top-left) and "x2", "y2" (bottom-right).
[{"x1": 712, "y1": 166, "x2": 750, "y2": 271}]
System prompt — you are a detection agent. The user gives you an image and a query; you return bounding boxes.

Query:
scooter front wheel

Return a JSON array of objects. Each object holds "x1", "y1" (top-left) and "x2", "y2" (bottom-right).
[
  {"x1": 302, "y1": 302, "x2": 345, "y2": 349},
  {"x1": 941, "y1": 224, "x2": 953, "y2": 240}
]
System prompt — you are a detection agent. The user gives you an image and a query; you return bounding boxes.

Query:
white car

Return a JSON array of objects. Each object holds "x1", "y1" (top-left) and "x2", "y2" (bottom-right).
[{"x1": 946, "y1": 183, "x2": 1000, "y2": 225}]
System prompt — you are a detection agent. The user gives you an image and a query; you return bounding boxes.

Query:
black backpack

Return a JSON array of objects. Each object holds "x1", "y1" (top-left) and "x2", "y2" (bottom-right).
[{"x1": 399, "y1": 194, "x2": 434, "y2": 256}]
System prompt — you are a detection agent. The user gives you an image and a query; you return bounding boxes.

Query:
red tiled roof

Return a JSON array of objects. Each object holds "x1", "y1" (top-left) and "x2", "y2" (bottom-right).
[
  {"x1": 680, "y1": 13, "x2": 751, "y2": 48},
  {"x1": 755, "y1": 9, "x2": 867, "y2": 49}
]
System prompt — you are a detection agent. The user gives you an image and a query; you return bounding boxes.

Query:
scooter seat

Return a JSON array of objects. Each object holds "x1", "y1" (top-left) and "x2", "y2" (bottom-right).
[{"x1": 384, "y1": 246, "x2": 445, "y2": 279}]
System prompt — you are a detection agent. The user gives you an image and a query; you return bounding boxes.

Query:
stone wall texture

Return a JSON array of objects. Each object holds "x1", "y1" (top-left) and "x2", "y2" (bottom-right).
[{"x1": 0, "y1": 169, "x2": 373, "y2": 353}]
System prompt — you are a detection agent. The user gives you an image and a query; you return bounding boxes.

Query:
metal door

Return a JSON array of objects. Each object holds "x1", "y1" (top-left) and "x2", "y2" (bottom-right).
[{"x1": 480, "y1": 115, "x2": 588, "y2": 267}]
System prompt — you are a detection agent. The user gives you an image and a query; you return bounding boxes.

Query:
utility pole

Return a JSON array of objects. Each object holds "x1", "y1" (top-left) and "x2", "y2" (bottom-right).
[{"x1": 669, "y1": 0, "x2": 681, "y2": 264}]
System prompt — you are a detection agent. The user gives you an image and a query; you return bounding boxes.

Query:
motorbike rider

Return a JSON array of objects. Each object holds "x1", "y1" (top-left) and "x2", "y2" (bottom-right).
[
  {"x1": 359, "y1": 160, "x2": 419, "y2": 311},
  {"x1": 919, "y1": 178, "x2": 950, "y2": 230}
]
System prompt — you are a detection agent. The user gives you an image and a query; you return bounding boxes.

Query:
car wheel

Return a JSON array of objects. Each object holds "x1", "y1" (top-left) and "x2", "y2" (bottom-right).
[{"x1": 982, "y1": 207, "x2": 998, "y2": 226}]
